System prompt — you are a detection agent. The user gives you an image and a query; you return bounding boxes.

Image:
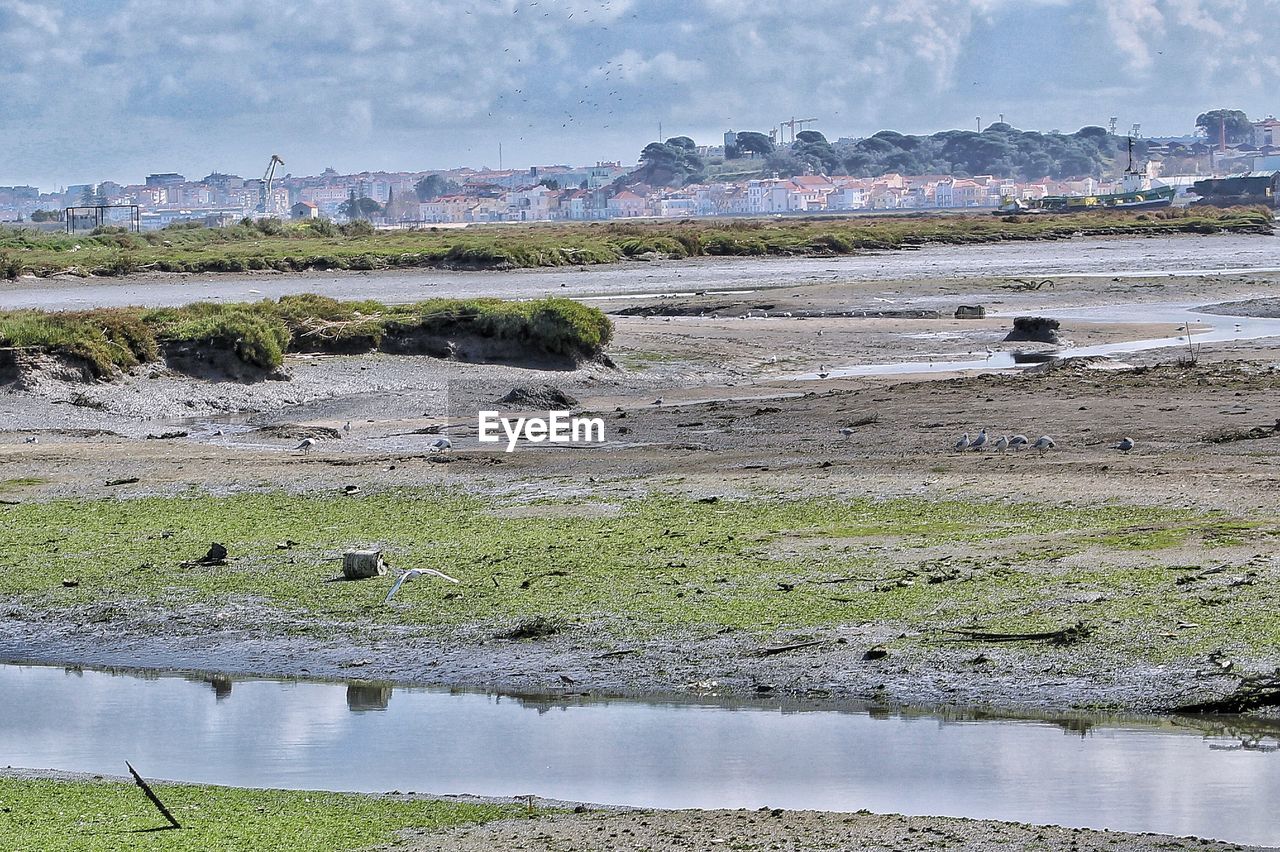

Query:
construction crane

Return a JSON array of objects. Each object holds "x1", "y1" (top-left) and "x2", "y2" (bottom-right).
[
  {"x1": 780, "y1": 117, "x2": 818, "y2": 145},
  {"x1": 1129, "y1": 123, "x2": 1141, "y2": 140},
  {"x1": 257, "y1": 154, "x2": 284, "y2": 215},
  {"x1": 1108, "y1": 116, "x2": 1118, "y2": 135}
]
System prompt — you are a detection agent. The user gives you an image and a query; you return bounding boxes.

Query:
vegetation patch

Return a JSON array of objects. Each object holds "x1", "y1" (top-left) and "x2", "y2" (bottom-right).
[
  {"x1": 0, "y1": 295, "x2": 612, "y2": 377},
  {"x1": 0, "y1": 207, "x2": 1269, "y2": 279},
  {"x1": 0, "y1": 775, "x2": 514, "y2": 852},
  {"x1": 1, "y1": 491, "x2": 1275, "y2": 659}
]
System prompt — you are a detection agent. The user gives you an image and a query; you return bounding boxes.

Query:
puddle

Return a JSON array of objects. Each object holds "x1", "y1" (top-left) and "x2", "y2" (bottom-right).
[
  {"x1": 2, "y1": 663, "x2": 1278, "y2": 845},
  {"x1": 791, "y1": 302, "x2": 1280, "y2": 380}
]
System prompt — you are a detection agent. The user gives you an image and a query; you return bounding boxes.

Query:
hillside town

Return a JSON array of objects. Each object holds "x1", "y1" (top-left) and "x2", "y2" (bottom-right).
[{"x1": 3, "y1": 115, "x2": 1279, "y2": 230}]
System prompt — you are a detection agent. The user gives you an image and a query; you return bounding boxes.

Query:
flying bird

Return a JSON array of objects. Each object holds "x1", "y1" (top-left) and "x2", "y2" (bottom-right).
[
  {"x1": 1114, "y1": 437, "x2": 1135, "y2": 452},
  {"x1": 385, "y1": 568, "x2": 461, "y2": 602},
  {"x1": 295, "y1": 438, "x2": 316, "y2": 454}
]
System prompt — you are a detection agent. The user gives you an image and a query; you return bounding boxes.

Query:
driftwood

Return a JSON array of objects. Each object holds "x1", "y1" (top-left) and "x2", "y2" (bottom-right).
[
  {"x1": 125, "y1": 761, "x2": 181, "y2": 830},
  {"x1": 940, "y1": 620, "x2": 1090, "y2": 646},
  {"x1": 754, "y1": 639, "x2": 829, "y2": 657},
  {"x1": 595, "y1": 647, "x2": 642, "y2": 659}
]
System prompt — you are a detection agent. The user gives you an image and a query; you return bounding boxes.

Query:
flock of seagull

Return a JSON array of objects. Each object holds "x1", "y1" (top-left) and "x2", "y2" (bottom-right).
[{"x1": 952, "y1": 428, "x2": 1135, "y2": 455}]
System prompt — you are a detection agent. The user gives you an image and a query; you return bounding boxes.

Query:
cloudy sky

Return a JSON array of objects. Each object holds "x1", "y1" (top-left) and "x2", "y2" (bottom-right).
[{"x1": 2, "y1": 0, "x2": 1277, "y2": 189}]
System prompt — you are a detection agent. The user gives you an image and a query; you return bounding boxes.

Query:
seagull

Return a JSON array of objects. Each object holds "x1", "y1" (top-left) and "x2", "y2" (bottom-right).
[
  {"x1": 295, "y1": 438, "x2": 316, "y2": 454},
  {"x1": 23, "y1": 436, "x2": 38, "y2": 444},
  {"x1": 343, "y1": 421, "x2": 351, "y2": 434},
  {"x1": 969, "y1": 428, "x2": 988, "y2": 451},
  {"x1": 429, "y1": 437, "x2": 452, "y2": 452},
  {"x1": 1032, "y1": 435, "x2": 1055, "y2": 455},
  {"x1": 1114, "y1": 436, "x2": 1135, "y2": 452},
  {"x1": 954, "y1": 433, "x2": 970, "y2": 452},
  {"x1": 1008, "y1": 434, "x2": 1028, "y2": 450},
  {"x1": 994, "y1": 435, "x2": 1009, "y2": 452},
  {"x1": 384, "y1": 567, "x2": 461, "y2": 602},
  {"x1": 840, "y1": 427, "x2": 855, "y2": 438}
]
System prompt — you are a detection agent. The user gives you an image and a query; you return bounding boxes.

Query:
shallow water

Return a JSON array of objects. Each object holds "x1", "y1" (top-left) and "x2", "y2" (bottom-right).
[
  {"x1": 791, "y1": 302, "x2": 1280, "y2": 379},
  {"x1": 2, "y1": 663, "x2": 1279, "y2": 845}
]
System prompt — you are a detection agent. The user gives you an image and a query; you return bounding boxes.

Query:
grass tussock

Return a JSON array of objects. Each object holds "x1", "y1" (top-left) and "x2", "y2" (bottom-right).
[
  {"x1": 0, "y1": 295, "x2": 612, "y2": 377},
  {"x1": 0, "y1": 206, "x2": 1270, "y2": 279}
]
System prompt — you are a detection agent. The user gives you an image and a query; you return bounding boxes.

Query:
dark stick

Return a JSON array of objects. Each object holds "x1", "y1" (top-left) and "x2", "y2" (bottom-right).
[{"x1": 125, "y1": 761, "x2": 181, "y2": 830}]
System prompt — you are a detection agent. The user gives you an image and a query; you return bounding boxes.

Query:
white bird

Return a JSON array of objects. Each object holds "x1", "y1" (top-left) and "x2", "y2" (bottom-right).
[
  {"x1": 384, "y1": 567, "x2": 461, "y2": 602},
  {"x1": 994, "y1": 435, "x2": 1009, "y2": 452},
  {"x1": 295, "y1": 438, "x2": 316, "y2": 454},
  {"x1": 1115, "y1": 436, "x2": 1135, "y2": 452},
  {"x1": 429, "y1": 437, "x2": 452, "y2": 452},
  {"x1": 954, "y1": 433, "x2": 970, "y2": 452},
  {"x1": 1032, "y1": 435, "x2": 1055, "y2": 454},
  {"x1": 343, "y1": 421, "x2": 351, "y2": 434},
  {"x1": 1008, "y1": 435, "x2": 1029, "y2": 450},
  {"x1": 969, "y1": 428, "x2": 988, "y2": 451},
  {"x1": 23, "y1": 436, "x2": 38, "y2": 444},
  {"x1": 840, "y1": 427, "x2": 855, "y2": 438}
]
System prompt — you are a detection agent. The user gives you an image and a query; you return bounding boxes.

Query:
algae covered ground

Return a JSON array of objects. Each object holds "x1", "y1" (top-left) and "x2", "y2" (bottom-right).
[
  {"x1": 0, "y1": 775, "x2": 515, "y2": 852},
  {"x1": 3, "y1": 489, "x2": 1277, "y2": 671}
]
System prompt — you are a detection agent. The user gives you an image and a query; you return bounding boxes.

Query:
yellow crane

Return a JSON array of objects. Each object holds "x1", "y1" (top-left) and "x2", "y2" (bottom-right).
[{"x1": 257, "y1": 154, "x2": 285, "y2": 215}]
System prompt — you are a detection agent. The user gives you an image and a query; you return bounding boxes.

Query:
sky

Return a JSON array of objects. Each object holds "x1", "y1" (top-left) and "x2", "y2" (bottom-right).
[{"x1": 2, "y1": 0, "x2": 1278, "y2": 190}]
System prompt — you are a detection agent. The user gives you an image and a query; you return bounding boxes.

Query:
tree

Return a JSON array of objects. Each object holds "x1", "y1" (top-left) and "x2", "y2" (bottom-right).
[
  {"x1": 731, "y1": 131, "x2": 774, "y2": 159},
  {"x1": 538, "y1": 178, "x2": 560, "y2": 190},
  {"x1": 30, "y1": 209, "x2": 62, "y2": 222},
  {"x1": 1195, "y1": 109, "x2": 1254, "y2": 145},
  {"x1": 78, "y1": 184, "x2": 104, "y2": 206},
  {"x1": 414, "y1": 174, "x2": 460, "y2": 201},
  {"x1": 338, "y1": 195, "x2": 383, "y2": 219},
  {"x1": 635, "y1": 137, "x2": 705, "y2": 186},
  {"x1": 790, "y1": 130, "x2": 840, "y2": 175}
]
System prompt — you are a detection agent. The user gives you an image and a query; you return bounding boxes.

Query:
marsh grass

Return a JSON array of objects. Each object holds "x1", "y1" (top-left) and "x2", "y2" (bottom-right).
[
  {"x1": 0, "y1": 295, "x2": 612, "y2": 375},
  {"x1": 0, "y1": 207, "x2": 1270, "y2": 279}
]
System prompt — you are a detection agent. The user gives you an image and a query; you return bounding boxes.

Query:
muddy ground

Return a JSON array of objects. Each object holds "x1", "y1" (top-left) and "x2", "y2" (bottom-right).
[{"x1": 0, "y1": 250, "x2": 1279, "y2": 716}]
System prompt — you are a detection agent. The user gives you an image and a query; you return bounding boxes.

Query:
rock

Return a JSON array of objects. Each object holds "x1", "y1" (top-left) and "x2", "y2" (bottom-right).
[
  {"x1": 197, "y1": 543, "x2": 228, "y2": 565},
  {"x1": 495, "y1": 385, "x2": 580, "y2": 409},
  {"x1": 342, "y1": 549, "x2": 386, "y2": 580},
  {"x1": 954, "y1": 305, "x2": 986, "y2": 319},
  {"x1": 1004, "y1": 316, "x2": 1061, "y2": 343},
  {"x1": 863, "y1": 645, "x2": 890, "y2": 661}
]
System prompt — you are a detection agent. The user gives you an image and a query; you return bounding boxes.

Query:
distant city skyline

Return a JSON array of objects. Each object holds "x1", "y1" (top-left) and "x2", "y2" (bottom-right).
[{"x1": 3, "y1": 0, "x2": 1278, "y2": 189}]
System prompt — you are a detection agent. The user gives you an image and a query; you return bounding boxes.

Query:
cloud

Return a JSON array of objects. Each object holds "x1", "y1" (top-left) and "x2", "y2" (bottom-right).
[{"x1": 1, "y1": 0, "x2": 1278, "y2": 188}]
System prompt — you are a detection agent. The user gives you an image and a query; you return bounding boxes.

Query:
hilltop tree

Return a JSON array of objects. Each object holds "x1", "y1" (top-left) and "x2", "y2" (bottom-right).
[
  {"x1": 1195, "y1": 109, "x2": 1254, "y2": 145},
  {"x1": 790, "y1": 130, "x2": 840, "y2": 175},
  {"x1": 635, "y1": 136, "x2": 705, "y2": 186},
  {"x1": 728, "y1": 131, "x2": 774, "y2": 159}
]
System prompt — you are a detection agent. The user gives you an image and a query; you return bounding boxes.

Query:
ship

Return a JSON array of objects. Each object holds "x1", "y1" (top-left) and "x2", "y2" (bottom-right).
[{"x1": 997, "y1": 138, "x2": 1174, "y2": 214}]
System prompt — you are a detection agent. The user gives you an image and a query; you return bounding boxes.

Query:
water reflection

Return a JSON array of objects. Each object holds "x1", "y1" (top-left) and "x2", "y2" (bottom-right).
[
  {"x1": 3, "y1": 662, "x2": 1278, "y2": 846},
  {"x1": 346, "y1": 683, "x2": 393, "y2": 712}
]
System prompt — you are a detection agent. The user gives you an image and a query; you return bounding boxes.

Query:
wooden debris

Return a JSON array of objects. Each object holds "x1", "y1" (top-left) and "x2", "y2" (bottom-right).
[
  {"x1": 940, "y1": 620, "x2": 1090, "y2": 646},
  {"x1": 754, "y1": 639, "x2": 829, "y2": 657},
  {"x1": 125, "y1": 761, "x2": 181, "y2": 830}
]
